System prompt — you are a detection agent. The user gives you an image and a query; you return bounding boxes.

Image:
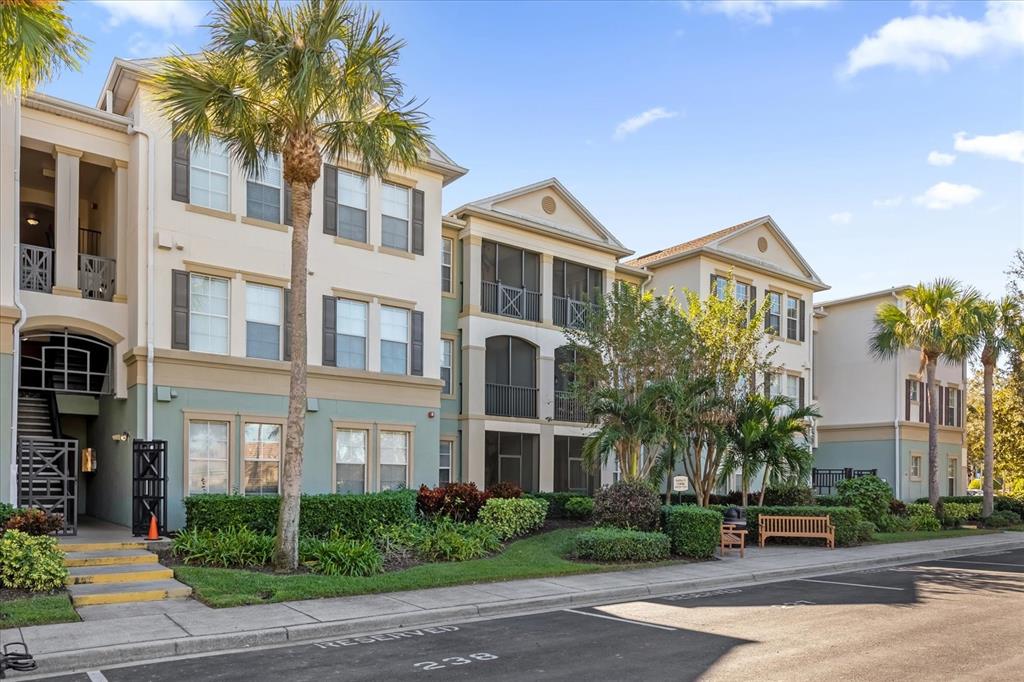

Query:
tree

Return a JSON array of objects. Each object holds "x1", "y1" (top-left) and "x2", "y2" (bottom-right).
[
  {"x1": 154, "y1": 0, "x2": 429, "y2": 570},
  {"x1": 650, "y1": 375, "x2": 720, "y2": 504},
  {"x1": 753, "y1": 396, "x2": 818, "y2": 505},
  {"x1": 718, "y1": 394, "x2": 768, "y2": 507},
  {"x1": 966, "y1": 368, "x2": 1024, "y2": 495},
  {"x1": 0, "y1": 0, "x2": 88, "y2": 93},
  {"x1": 870, "y1": 279, "x2": 980, "y2": 507}
]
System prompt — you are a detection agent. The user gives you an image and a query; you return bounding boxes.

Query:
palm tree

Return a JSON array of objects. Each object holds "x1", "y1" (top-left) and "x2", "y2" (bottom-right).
[
  {"x1": 870, "y1": 279, "x2": 980, "y2": 507},
  {"x1": 649, "y1": 376, "x2": 719, "y2": 504},
  {"x1": 718, "y1": 400, "x2": 765, "y2": 507},
  {"x1": 755, "y1": 396, "x2": 819, "y2": 505},
  {"x1": 153, "y1": 0, "x2": 429, "y2": 570},
  {"x1": 581, "y1": 383, "x2": 668, "y2": 483},
  {"x1": 0, "y1": 0, "x2": 89, "y2": 93}
]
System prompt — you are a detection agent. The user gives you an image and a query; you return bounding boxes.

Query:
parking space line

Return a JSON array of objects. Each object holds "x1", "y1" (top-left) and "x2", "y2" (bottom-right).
[
  {"x1": 941, "y1": 559, "x2": 1024, "y2": 568},
  {"x1": 798, "y1": 578, "x2": 904, "y2": 591},
  {"x1": 87, "y1": 672, "x2": 109, "y2": 682},
  {"x1": 564, "y1": 609, "x2": 677, "y2": 631}
]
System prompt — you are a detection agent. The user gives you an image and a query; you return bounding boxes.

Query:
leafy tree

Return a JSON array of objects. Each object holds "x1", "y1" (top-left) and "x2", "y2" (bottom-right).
[
  {"x1": 0, "y1": 0, "x2": 89, "y2": 93},
  {"x1": 154, "y1": 0, "x2": 430, "y2": 570},
  {"x1": 966, "y1": 368, "x2": 1024, "y2": 495},
  {"x1": 718, "y1": 394, "x2": 767, "y2": 507},
  {"x1": 870, "y1": 279, "x2": 980, "y2": 507}
]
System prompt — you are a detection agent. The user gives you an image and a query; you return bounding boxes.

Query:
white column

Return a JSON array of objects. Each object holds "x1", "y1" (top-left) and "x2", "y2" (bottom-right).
[
  {"x1": 466, "y1": 237, "x2": 482, "y2": 309},
  {"x1": 53, "y1": 146, "x2": 82, "y2": 296},
  {"x1": 230, "y1": 274, "x2": 246, "y2": 357},
  {"x1": 539, "y1": 423, "x2": 554, "y2": 491},
  {"x1": 541, "y1": 254, "x2": 554, "y2": 324},
  {"x1": 463, "y1": 418, "x2": 485, "y2": 486},
  {"x1": 538, "y1": 354, "x2": 554, "y2": 421},
  {"x1": 112, "y1": 160, "x2": 128, "y2": 302}
]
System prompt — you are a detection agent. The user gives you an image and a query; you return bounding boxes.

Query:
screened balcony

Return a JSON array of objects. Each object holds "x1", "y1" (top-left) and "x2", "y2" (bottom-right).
[
  {"x1": 553, "y1": 258, "x2": 602, "y2": 329},
  {"x1": 481, "y1": 240, "x2": 541, "y2": 322},
  {"x1": 553, "y1": 345, "x2": 586, "y2": 422},
  {"x1": 485, "y1": 336, "x2": 537, "y2": 418}
]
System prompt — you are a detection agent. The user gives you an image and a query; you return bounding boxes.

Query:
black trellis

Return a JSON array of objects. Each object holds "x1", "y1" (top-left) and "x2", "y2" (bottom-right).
[
  {"x1": 17, "y1": 438, "x2": 78, "y2": 535},
  {"x1": 132, "y1": 440, "x2": 167, "y2": 536}
]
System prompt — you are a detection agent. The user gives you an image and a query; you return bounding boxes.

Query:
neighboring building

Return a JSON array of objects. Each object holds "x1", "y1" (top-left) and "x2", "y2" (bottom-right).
[{"x1": 813, "y1": 288, "x2": 968, "y2": 501}]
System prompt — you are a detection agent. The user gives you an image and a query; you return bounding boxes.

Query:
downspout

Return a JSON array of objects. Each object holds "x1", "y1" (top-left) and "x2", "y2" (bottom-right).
[
  {"x1": 127, "y1": 123, "x2": 155, "y2": 439},
  {"x1": 892, "y1": 290, "x2": 902, "y2": 501},
  {"x1": 8, "y1": 88, "x2": 26, "y2": 504}
]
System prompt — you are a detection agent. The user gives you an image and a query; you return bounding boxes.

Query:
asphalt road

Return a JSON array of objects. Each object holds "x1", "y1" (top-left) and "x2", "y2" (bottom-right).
[{"x1": 43, "y1": 548, "x2": 1024, "y2": 681}]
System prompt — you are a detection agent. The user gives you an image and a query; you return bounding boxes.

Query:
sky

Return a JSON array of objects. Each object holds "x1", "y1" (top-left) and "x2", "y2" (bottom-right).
[{"x1": 40, "y1": 0, "x2": 1024, "y2": 300}]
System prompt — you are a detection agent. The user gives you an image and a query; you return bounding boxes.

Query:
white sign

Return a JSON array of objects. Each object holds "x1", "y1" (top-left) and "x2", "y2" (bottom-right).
[{"x1": 672, "y1": 475, "x2": 689, "y2": 492}]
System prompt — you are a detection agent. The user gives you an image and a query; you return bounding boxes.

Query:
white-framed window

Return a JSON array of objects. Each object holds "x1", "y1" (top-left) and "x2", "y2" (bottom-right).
[
  {"x1": 909, "y1": 380, "x2": 919, "y2": 402},
  {"x1": 786, "y1": 296, "x2": 800, "y2": 340},
  {"x1": 442, "y1": 237, "x2": 453, "y2": 293},
  {"x1": 440, "y1": 338, "x2": 454, "y2": 396},
  {"x1": 612, "y1": 457, "x2": 621, "y2": 485},
  {"x1": 786, "y1": 375, "x2": 801, "y2": 404},
  {"x1": 335, "y1": 428, "x2": 367, "y2": 494},
  {"x1": 337, "y1": 298, "x2": 368, "y2": 370},
  {"x1": 338, "y1": 170, "x2": 368, "y2": 242},
  {"x1": 246, "y1": 153, "x2": 282, "y2": 222},
  {"x1": 910, "y1": 453, "x2": 923, "y2": 480},
  {"x1": 187, "y1": 419, "x2": 229, "y2": 494},
  {"x1": 190, "y1": 138, "x2": 230, "y2": 211},
  {"x1": 243, "y1": 422, "x2": 281, "y2": 495},
  {"x1": 246, "y1": 282, "x2": 282, "y2": 360},
  {"x1": 767, "y1": 372, "x2": 784, "y2": 399},
  {"x1": 380, "y1": 306, "x2": 409, "y2": 375},
  {"x1": 946, "y1": 388, "x2": 959, "y2": 426},
  {"x1": 381, "y1": 182, "x2": 410, "y2": 251},
  {"x1": 189, "y1": 273, "x2": 230, "y2": 354},
  {"x1": 379, "y1": 430, "x2": 409, "y2": 490},
  {"x1": 947, "y1": 457, "x2": 958, "y2": 496},
  {"x1": 439, "y1": 440, "x2": 453, "y2": 485},
  {"x1": 766, "y1": 291, "x2": 782, "y2": 335}
]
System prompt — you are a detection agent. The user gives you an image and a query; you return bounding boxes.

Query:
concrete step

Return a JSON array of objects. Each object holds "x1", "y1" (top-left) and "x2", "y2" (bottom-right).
[
  {"x1": 67, "y1": 563, "x2": 173, "y2": 585},
  {"x1": 63, "y1": 549, "x2": 159, "y2": 568},
  {"x1": 68, "y1": 579, "x2": 192, "y2": 606},
  {"x1": 60, "y1": 540, "x2": 148, "y2": 553}
]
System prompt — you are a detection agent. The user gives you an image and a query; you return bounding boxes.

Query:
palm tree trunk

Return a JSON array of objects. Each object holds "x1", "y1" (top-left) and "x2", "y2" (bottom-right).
[
  {"x1": 926, "y1": 358, "x2": 940, "y2": 508},
  {"x1": 758, "y1": 465, "x2": 769, "y2": 506},
  {"x1": 982, "y1": 358, "x2": 995, "y2": 518},
  {"x1": 273, "y1": 180, "x2": 311, "y2": 571}
]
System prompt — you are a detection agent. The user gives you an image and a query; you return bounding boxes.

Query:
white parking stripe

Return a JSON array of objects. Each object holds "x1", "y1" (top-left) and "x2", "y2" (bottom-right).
[
  {"x1": 87, "y1": 672, "x2": 109, "y2": 682},
  {"x1": 564, "y1": 609, "x2": 677, "y2": 631},
  {"x1": 941, "y1": 559, "x2": 1024, "y2": 568},
  {"x1": 798, "y1": 578, "x2": 904, "y2": 591}
]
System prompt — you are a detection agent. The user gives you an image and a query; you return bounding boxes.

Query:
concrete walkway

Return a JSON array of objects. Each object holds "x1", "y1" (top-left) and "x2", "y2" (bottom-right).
[{"x1": 8, "y1": 532, "x2": 1024, "y2": 678}]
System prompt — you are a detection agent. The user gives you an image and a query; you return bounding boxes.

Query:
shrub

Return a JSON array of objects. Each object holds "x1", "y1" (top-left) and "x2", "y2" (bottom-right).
[
  {"x1": 183, "y1": 491, "x2": 417, "y2": 539},
  {"x1": 371, "y1": 523, "x2": 422, "y2": 566},
  {"x1": 3, "y1": 508, "x2": 64, "y2": 536},
  {"x1": 907, "y1": 503, "x2": 941, "y2": 532},
  {"x1": 837, "y1": 475, "x2": 893, "y2": 526},
  {"x1": 486, "y1": 482, "x2": 523, "y2": 499},
  {"x1": 876, "y1": 513, "x2": 912, "y2": 533},
  {"x1": 815, "y1": 495, "x2": 841, "y2": 507},
  {"x1": 856, "y1": 520, "x2": 877, "y2": 542},
  {"x1": 762, "y1": 484, "x2": 815, "y2": 507},
  {"x1": 941, "y1": 502, "x2": 982, "y2": 526},
  {"x1": 172, "y1": 526, "x2": 275, "y2": 567},
  {"x1": 417, "y1": 483, "x2": 489, "y2": 522},
  {"x1": 593, "y1": 481, "x2": 661, "y2": 531},
  {"x1": 662, "y1": 505, "x2": 723, "y2": 559},
  {"x1": 414, "y1": 518, "x2": 500, "y2": 562},
  {"x1": 477, "y1": 498, "x2": 548, "y2": 540},
  {"x1": 0, "y1": 503, "x2": 16, "y2": 528},
  {"x1": 573, "y1": 528, "x2": 671, "y2": 562},
  {"x1": 984, "y1": 510, "x2": 1022, "y2": 528},
  {"x1": 300, "y1": 535, "x2": 383, "y2": 577},
  {"x1": 564, "y1": 496, "x2": 594, "y2": 521},
  {"x1": 0, "y1": 530, "x2": 68, "y2": 591},
  {"x1": 914, "y1": 495, "x2": 1024, "y2": 518},
  {"x1": 743, "y1": 506, "x2": 866, "y2": 546},
  {"x1": 525, "y1": 492, "x2": 579, "y2": 519},
  {"x1": 889, "y1": 499, "x2": 908, "y2": 517}
]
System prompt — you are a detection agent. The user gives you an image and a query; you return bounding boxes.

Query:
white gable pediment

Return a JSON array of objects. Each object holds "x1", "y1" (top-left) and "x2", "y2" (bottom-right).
[{"x1": 716, "y1": 222, "x2": 814, "y2": 280}]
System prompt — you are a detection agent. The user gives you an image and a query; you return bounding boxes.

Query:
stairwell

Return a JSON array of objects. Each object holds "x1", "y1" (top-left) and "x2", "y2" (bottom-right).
[
  {"x1": 17, "y1": 391, "x2": 55, "y2": 439},
  {"x1": 61, "y1": 540, "x2": 192, "y2": 607}
]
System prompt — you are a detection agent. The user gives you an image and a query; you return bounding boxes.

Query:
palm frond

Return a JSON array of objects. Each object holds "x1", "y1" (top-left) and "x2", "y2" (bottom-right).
[{"x1": 0, "y1": 0, "x2": 90, "y2": 93}]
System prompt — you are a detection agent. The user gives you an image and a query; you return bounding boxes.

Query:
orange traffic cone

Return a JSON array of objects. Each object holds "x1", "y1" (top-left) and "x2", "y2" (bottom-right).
[{"x1": 146, "y1": 513, "x2": 159, "y2": 541}]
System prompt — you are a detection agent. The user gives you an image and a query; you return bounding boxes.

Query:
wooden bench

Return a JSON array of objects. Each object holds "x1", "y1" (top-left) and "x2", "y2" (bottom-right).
[
  {"x1": 720, "y1": 523, "x2": 747, "y2": 558},
  {"x1": 758, "y1": 515, "x2": 835, "y2": 549}
]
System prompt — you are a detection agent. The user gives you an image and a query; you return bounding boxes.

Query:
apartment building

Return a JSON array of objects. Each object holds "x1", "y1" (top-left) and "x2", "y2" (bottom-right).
[{"x1": 813, "y1": 288, "x2": 968, "y2": 501}]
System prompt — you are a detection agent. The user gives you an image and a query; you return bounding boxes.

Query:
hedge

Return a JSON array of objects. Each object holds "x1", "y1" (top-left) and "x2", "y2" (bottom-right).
[
  {"x1": 914, "y1": 495, "x2": 1024, "y2": 518},
  {"x1": 525, "y1": 492, "x2": 580, "y2": 519},
  {"x1": 183, "y1": 490, "x2": 417, "y2": 538},
  {"x1": 573, "y1": 527, "x2": 671, "y2": 562},
  {"x1": 662, "y1": 505, "x2": 722, "y2": 559},
  {"x1": 477, "y1": 497, "x2": 548, "y2": 540},
  {"x1": 742, "y1": 506, "x2": 866, "y2": 547}
]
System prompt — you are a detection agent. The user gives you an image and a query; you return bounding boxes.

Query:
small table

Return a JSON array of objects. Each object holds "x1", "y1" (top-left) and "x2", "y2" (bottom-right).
[{"x1": 720, "y1": 523, "x2": 748, "y2": 558}]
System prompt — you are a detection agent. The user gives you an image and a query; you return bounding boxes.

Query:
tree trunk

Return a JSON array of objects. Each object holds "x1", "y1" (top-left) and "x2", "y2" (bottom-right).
[
  {"x1": 273, "y1": 180, "x2": 311, "y2": 571},
  {"x1": 982, "y1": 358, "x2": 995, "y2": 518},
  {"x1": 926, "y1": 358, "x2": 940, "y2": 509}
]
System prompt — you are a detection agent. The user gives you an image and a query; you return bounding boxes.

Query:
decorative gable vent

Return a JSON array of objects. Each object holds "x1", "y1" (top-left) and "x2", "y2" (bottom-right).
[{"x1": 541, "y1": 195, "x2": 556, "y2": 214}]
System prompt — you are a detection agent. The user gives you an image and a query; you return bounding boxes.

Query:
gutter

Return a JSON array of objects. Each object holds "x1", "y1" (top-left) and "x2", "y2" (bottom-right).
[
  {"x1": 127, "y1": 122, "x2": 155, "y2": 439},
  {"x1": 8, "y1": 90, "x2": 25, "y2": 504},
  {"x1": 892, "y1": 290, "x2": 901, "y2": 500}
]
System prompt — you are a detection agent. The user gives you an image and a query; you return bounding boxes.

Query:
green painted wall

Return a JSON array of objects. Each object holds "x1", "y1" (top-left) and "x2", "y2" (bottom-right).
[
  {"x1": 441, "y1": 271, "x2": 463, "y2": 481},
  {"x1": 85, "y1": 387, "x2": 144, "y2": 527},
  {"x1": 900, "y1": 439, "x2": 964, "y2": 502},
  {"x1": 0, "y1": 353, "x2": 12, "y2": 504},
  {"x1": 814, "y1": 437, "x2": 964, "y2": 501}
]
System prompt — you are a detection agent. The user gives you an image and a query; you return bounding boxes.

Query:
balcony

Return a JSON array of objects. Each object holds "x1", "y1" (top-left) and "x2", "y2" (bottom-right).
[
  {"x1": 482, "y1": 281, "x2": 541, "y2": 322},
  {"x1": 486, "y1": 383, "x2": 538, "y2": 419},
  {"x1": 554, "y1": 391, "x2": 586, "y2": 422},
  {"x1": 19, "y1": 245, "x2": 116, "y2": 302},
  {"x1": 20, "y1": 244, "x2": 53, "y2": 294},
  {"x1": 553, "y1": 296, "x2": 598, "y2": 329}
]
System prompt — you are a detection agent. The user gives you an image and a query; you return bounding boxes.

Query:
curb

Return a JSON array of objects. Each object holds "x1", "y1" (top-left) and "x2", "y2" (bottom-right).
[{"x1": 14, "y1": 534, "x2": 1024, "y2": 678}]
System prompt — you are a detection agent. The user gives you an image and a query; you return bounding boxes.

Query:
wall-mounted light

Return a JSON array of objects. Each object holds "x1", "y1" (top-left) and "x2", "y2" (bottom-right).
[
  {"x1": 111, "y1": 431, "x2": 131, "y2": 442},
  {"x1": 427, "y1": 411, "x2": 436, "y2": 419},
  {"x1": 26, "y1": 215, "x2": 39, "y2": 226}
]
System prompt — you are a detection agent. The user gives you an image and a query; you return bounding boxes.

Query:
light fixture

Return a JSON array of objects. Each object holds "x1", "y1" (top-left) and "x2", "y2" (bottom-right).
[
  {"x1": 26, "y1": 215, "x2": 38, "y2": 226},
  {"x1": 111, "y1": 431, "x2": 131, "y2": 442}
]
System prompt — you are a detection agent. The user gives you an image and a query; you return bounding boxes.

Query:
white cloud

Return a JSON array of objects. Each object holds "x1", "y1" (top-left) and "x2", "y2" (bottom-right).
[
  {"x1": 954, "y1": 130, "x2": 1024, "y2": 163},
  {"x1": 691, "y1": 0, "x2": 833, "y2": 26},
  {"x1": 829, "y1": 212, "x2": 853, "y2": 225},
  {"x1": 873, "y1": 195, "x2": 904, "y2": 208},
  {"x1": 927, "y1": 150, "x2": 956, "y2": 166},
  {"x1": 93, "y1": 0, "x2": 206, "y2": 33},
  {"x1": 914, "y1": 181, "x2": 982, "y2": 210},
  {"x1": 613, "y1": 107, "x2": 679, "y2": 140},
  {"x1": 910, "y1": 0, "x2": 955, "y2": 14},
  {"x1": 842, "y1": 1, "x2": 1024, "y2": 77}
]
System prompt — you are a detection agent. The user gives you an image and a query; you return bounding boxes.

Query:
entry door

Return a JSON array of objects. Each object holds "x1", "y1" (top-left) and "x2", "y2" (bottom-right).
[{"x1": 133, "y1": 440, "x2": 167, "y2": 536}]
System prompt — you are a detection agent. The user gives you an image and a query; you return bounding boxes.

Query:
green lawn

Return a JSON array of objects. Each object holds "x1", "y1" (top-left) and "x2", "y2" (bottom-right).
[
  {"x1": 869, "y1": 528, "x2": 997, "y2": 544},
  {"x1": 0, "y1": 593, "x2": 79, "y2": 630},
  {"x1": 176, "y1": 528, "x2": 675, "y2": 608}
]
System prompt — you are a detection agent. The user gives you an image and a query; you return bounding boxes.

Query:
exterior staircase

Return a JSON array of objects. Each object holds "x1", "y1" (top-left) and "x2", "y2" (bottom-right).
[
  {"x1": 60, "y1": 540, "x2": 192, "y2": 607},
  {"x1": 17, "y1": 391, "x2": 56, "y2": 439}
]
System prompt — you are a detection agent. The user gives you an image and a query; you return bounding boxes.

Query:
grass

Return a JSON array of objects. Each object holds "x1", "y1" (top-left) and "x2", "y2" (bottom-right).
[
  {"x1": 175, "y1": 528, "x2": 677, "y2": 608},
  {"x1": 0, "y1": 593, "x2": 79, "y2": 630},
  {"x1": 869, "y1": 528, "x2": 997, "y2": 544}
]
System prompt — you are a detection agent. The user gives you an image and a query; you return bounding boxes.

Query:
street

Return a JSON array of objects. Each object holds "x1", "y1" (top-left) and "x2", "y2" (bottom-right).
[{"x1": 43, "y1": 548, "x2": 1024, "y2": 681}]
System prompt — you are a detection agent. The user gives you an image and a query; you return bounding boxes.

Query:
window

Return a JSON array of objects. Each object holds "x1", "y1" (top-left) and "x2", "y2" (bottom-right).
[
  {"x1": 612, "y1": 457, "x2": 621, "y2": 485},
  {"x1": 439, "y1": 440, "x2": 453, "y2": 485},
  {"x1": 246, "y1": 153, "x2": 281, "y2": 222},
  {"x1": 484, "y1": 431, "x2": 538, "y2": 492},
  {"x1": 440, "y1": 338, "x2": 454, "y2": 396},
  {"x1": 380, "y1": 306, "x2": 409, "y2": 375},
  {"x1": 946, "y1": 388, "x2": 959, "y2": 426},
  {"x1": 785, "y1": 375, "x2": 801, "y2": 404},
  {"x1": 190, "y1": 138, "x2": 230, "y2": 211},
  {"x1": 910, "y1": 453, "x2": 923, "y2": 480},
  {"x1": 948, "y1": 457, "x2": 958, "y2": 496},
  {"x1": 441, "y1": 237, "x2": 453, "y2": 293},
  {"x1": 335, "y1": 428, "x2": 367, "y2": 494},
  {"x1": 246, "y1": 282, "x2": 282, "y2": 360},
  {"x1": 188, "y1": 420, "x2": 229, "y2": 494},
  {"x1": 380, "y1": 430, "x2": 409, "y2": 490},
  {"x1": 381, "y1": 182, "x2": 410, "y2": 250},
  {"x1": 766, "y1": 372, "x2": 784, "y2": 398},
  {"x1": 336, "y1": 299, "x2": 368, "y2": 370},
  {"x1": 189, "y1": 273, "x2": 230, "y2": 354},
  {"x1": 766, "y1": 291, "x2": 782, "y2": 335},
  {"x1": 243, "y1": 422, "x2": 280, "y2": 495},
  {"x1": 555, "y1": 436, "x2": 592, "y2": 494},
  {"x1": 909, "y1": 381, "x2": 919, "y2": 402},
  {"x1": 786, "y1": 297, "x2": 800, "y2": 340},
  {"x1": 338, "y1": 170, "x2": 368, "y2": 242}
]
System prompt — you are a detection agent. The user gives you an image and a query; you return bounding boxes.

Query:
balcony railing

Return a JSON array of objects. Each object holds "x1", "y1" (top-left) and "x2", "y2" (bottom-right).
[
  {"x1": 554, "y1": 391, "x2": 586, "y2": 422},
  {"x1": 553, "y1": 296, "x2": 598, "y2": 329},
  {"x1": 20, "y1": 245, "x2": 53, "y2": 293},
  {"x1": 482, "y1": 281, "x2": 541, "y2": 322},
  {"x1": 486, "y1": 383, "x2": 538, "y2": 419},
  {"x1": 79, "y1": 254, "x2": 116, "y2": 301}
]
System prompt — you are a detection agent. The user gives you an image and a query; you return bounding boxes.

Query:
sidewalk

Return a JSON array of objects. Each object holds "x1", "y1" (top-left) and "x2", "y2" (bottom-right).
[{"x1": 9, "y1": 532, "x2": 1024, "y2": 678}]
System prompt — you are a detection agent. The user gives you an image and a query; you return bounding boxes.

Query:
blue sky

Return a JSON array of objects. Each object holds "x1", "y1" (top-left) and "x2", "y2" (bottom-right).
[{"x1": 41, "y1": 0, "x2": 1023, "y2": 300}]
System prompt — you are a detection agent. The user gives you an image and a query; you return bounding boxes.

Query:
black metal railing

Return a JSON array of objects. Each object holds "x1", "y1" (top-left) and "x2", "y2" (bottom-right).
[
  {"x1": 554, "y1": 391, "x2": 586, "y2": 422},
  {"x1": 482, "y1": 281, "x2": 541, "y2": 322},
  {"x1": 553, "y1": 296, "x2": 598, "y2": 329},
  {"x1": 812, "y1": 467, "x2": 878, "y2": 496},
  {"x1": 485, "y1": 383, "x2": 538, "y2": 418}
]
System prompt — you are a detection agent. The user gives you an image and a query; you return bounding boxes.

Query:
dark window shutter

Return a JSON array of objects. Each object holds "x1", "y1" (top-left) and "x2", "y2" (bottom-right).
[
  {"x1": 763, "y1": 372, "x2": 771, "y2": 398},
  {"x1": 918, "y1": 381, "x2": 925, "y2": 422},
  {"x1": 410, "y1": 310, "x2": 424, "y2": 376},
  {"x1": 710, "y1": 274, "x2": 718, "y2": 297},
  {"x1": 905, "y1": 379, "x2": 912, "y2": 421},
  {"x1": 171, "y1": 270, "x2": 190, "y2": 349},
  {"x1": 411, "y1": 189, "x2": 425, "y2": 255},
  {"x1": 322, "y1": 295, "x2": 336, "y2": 366},
  {"x1": 764, "y1": 291, "x2": 772, "y2": 331},
  {"x1": 283, "y1": 288, "x2": 292, "y2": 360},
  {"x1": 799, "y1": 299, "x2": 806, "y2": 341},
  {"x1": 939, "y1": 387, "x2": 946, "y2": 426},
  {"x1": 957, "y1": 388, "x2": 963, "y2": 427},
  {"x1": 283, "y1": 184, "x2": 293, "y2": 227},
  {"x1": 749, "y1": 285, "x2": 757, "y2": 322},
  {"x1": 799, "y1": 377, "x2": 806, "y2": 409},
  {"x1": 323, "y1": 164, "x2": 337, "y2": 236},
  {"x1": 172, "y1": 134, "x2": 190, "y2": 203}
]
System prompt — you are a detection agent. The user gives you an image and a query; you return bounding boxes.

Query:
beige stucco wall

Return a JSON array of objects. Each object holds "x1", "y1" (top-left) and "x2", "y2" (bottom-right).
[{"x1": 492, "y1": 188, "x2": 605, "y2": 242}]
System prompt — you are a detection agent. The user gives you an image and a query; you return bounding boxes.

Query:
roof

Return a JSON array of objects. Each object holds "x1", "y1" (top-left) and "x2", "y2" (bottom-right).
[
  {"x1": 627, "y1": 216, "x2": 768, "y2": 268},
  {"x1": 816, "y1": 286, "x2": 911, "y2": 309}
]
